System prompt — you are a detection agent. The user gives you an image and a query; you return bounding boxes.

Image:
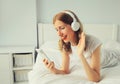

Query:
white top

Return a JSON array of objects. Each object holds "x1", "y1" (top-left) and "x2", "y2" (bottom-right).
[{"x1": 70, "y1": 34, "x2": 120, "y2": 69}]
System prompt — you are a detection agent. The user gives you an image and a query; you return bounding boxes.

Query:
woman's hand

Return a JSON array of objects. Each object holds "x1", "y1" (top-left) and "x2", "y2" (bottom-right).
[
  {"x1": 43, "y1": 59, "x2": 56, "y2": 73},
  {"x1": 77, "y1": 32, "x2": 86, "y2": 56}
]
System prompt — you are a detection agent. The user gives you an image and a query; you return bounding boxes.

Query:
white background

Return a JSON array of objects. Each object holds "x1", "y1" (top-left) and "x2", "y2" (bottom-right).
[{"x1": 0, "y1": 0, "x2": 120, "y2": 46}]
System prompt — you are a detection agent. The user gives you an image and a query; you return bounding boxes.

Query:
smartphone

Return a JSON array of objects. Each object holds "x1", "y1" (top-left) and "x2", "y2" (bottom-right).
[{"x1": 39, "y1": 49, "x2": 51, "y2": 62}]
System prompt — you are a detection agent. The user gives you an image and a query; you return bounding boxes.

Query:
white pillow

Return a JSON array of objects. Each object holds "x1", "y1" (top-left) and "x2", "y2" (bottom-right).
[
  {"x1": 101, "y1": 41, "x2": 120, "y2": 68},
  {"x1": 32, "y1": 41, "x2": 62, "y2": 74}
]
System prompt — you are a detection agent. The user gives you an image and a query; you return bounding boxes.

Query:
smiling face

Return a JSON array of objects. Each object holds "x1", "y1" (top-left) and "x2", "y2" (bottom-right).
[{"x1": 54, "y1": 20, "x2": 76, "y2": 44}]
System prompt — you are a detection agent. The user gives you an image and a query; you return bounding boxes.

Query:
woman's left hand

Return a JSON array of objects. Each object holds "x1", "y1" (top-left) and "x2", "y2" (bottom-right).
[
  {"x1": 43, "y1": 59, "x2": 56, "y2": 73},
  {"x1": 77, "y1": 32, "x2": 86, "y2": 56}
]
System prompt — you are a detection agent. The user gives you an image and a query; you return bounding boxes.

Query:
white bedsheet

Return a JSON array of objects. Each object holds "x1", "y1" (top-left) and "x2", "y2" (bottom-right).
[
  {"x1": 98, "y1": 65, "x2": 120, "y2": 84},
  {"x1": 28, "y1": 63, "x2": 120, "y2": 84},
  {"x1": 28, "y1": 41, "x2": 120, "y2": 84}
]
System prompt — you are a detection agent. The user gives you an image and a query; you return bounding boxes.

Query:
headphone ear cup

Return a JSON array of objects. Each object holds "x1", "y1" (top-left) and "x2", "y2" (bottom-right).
[{"x1": 71, "y1": 22, "x2": 80, "y2": 31}]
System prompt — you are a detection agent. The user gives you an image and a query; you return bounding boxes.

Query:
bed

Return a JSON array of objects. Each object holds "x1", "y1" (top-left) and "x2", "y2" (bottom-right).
[{"x1": 28, "y1": 23, "x2": 120, "y2": 84}]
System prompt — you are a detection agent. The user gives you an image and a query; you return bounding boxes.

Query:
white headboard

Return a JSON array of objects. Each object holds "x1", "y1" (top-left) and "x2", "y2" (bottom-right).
[{"x1": 38, "y1": 23, "x2": 118, "y2": 47}]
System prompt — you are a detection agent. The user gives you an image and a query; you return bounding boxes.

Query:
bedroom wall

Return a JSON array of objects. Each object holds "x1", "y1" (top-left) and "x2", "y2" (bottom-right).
[
  {"x1": 0, "y1": 0, "x2": 37, "y2": 46},
  {"x1": 0, "y1": 0, "x2": 120, "y2": 46},
  {"x1": 37, "y1": 0, "x2": 120, "y2": 42}
]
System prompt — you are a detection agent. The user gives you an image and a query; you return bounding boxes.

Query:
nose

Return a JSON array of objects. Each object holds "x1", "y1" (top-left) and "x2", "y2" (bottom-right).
[{"x1": 57, "y1": 30, "x2": 62, "y2": 36}]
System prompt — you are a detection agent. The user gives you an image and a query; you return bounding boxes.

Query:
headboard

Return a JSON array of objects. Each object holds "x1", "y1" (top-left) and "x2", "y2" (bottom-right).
[{"x1": 38, "y1": 23, "x2": 118, "y2": 47}]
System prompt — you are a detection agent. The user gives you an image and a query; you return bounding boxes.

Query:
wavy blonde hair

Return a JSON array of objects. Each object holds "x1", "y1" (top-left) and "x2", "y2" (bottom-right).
[{"x1": 53, "y1": 10, "x2": 83, "y2": 53}]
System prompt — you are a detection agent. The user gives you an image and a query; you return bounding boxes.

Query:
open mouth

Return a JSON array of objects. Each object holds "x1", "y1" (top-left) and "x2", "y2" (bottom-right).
[{"x1": 61, "y1": 35, "x2": 67, "y2": 41}]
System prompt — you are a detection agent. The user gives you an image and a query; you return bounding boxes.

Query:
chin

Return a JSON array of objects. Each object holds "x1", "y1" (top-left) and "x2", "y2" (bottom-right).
[{"x1": 63, "y1": 40, "x2": 69, "y2": 43}]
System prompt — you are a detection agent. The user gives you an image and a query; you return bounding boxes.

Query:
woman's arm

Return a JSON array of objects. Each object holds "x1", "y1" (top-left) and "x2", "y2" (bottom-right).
[
  {"x1": 79, "y1": 46, "x2": 101, "y2": 82},
  {"x1": 77, "y1": 32, "x2": 101, "y2": 82},
  {"x1": 43, "y1": 51, "x2": 70, "y2": 74}
]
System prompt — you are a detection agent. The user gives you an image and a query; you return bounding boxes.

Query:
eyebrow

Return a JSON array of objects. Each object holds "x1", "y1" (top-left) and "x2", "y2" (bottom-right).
[{"x1": 55, "y1": 24, "x2": 67, "y2": 30}]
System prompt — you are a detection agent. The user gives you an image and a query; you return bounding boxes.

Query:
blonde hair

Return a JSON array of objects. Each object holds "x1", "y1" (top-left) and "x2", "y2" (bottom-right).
[{"x1": 53, "y1": 10, "x2": 83, "y2": 53}]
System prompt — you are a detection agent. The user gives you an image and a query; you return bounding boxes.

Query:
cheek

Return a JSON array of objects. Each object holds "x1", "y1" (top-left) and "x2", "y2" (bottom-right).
[
  {"x1": 63, "y1": 26, "x2": 74, "y2": 35},
  {"x1": 61, "y1": 29, "x2": 68, "y2": 35},
  {"x1": 63, "y1": 30, "x2": 68, "y2": 34},
  {"x1": 67, "y1": 29, "x2": 74, "y2": 35},
  {"x1": 65, "y1": 28, "x2": 72, "y2": 33},
  {"x1": 67, "y1": 30, "x2": 75, "y2": 39}
]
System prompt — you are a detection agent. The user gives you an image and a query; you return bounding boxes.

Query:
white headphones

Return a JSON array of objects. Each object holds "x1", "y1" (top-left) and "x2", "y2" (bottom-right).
[{"x1": 64, "y1": 11, "x2": 80, "y2": 31}]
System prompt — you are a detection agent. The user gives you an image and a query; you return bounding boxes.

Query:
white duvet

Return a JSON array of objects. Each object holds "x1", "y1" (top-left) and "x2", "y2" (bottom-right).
[
  {"x1": 28, "y1": 41, "x2": 120, "y2": 84},
  {"x1": 28, "y1": 64, "x2": 120, "y2": 84}
]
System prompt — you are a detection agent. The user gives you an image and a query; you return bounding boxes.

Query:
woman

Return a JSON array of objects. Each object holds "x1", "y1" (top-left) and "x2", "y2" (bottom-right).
[{"x1": 43, "y1": 10, "x2": 120, "y2": 82}]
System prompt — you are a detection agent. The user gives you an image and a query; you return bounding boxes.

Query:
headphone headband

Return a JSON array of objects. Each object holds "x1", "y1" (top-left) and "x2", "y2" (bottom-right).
[
  {"x1": 63, "y1": 11, "x2": 80, "y2": 31},
  {"x1": 64, "y1": 11, "x2": 77, "y2": 22}
]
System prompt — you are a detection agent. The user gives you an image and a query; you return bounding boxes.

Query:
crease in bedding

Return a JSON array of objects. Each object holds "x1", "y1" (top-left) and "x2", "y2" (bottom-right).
[{"x1": 28, "y1": 41, "x2": 120, "y2": 84}]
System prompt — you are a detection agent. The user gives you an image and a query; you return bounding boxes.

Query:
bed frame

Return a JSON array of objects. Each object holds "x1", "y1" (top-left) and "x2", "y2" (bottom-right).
[{"x1": 38, "y1": 23, "x2": 118, "y2": 47}]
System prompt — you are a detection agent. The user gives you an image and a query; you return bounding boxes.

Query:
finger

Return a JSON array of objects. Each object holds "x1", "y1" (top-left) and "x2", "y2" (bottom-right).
[
  {"x1": 80, "y1": 32, "x2": 85, "y2": 40},
  {"x1": 49, "y1": 64, "x2": 53, "y2": 69},
  {"x1": 78, "y1": 32, "x2": 85, "y2": 46},
  {"x1": 49, "y1": 62, "x2": 54, "y2": 69},
  {"x1": 44, "y1": 59, "x2": 49, "y2": 65},
  {"x1": 43, "y1": 58, "x2": 46, "y2": 62},
  {"x1": 81, "y1": 32, "x2": 85, "y2": 39},
  {"x1": 47, "y1": 62, "x2": 51, "y2": 68}
]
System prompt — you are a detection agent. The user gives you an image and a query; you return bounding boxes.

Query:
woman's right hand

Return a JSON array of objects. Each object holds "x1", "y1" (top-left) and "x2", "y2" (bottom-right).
[
  {"x1": 43, "y1": 58, "x2": 56, "y2": 73},
  {"x1": 77, "y1": 32, "x2": 86, "y2": 56}
]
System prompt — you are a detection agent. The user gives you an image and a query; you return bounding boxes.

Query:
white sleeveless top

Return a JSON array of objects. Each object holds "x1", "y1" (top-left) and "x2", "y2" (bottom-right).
[{"x1": 70, "y1": 34, "x2": 120, "y2": 69}]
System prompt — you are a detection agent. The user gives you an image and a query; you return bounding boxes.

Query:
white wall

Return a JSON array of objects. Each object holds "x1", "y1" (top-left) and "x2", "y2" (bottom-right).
[
  {"x1": 0, "y1": 0, "x2": 120, "y2": 46},
  {"x1": 37, "y1": 0, "x2": 120, "y2": 42},
  {"x1": 0, "y1": 0, "x2": 37, "y2": 46}
]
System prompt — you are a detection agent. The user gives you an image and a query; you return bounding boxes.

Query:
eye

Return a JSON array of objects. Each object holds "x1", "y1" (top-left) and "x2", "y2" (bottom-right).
[
  {"x1": 60, "y1": 27, "x2": 65, "y2": 30},
  {"x1": 55, "y1": 26, "x2": 66, "y2": 32}
]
